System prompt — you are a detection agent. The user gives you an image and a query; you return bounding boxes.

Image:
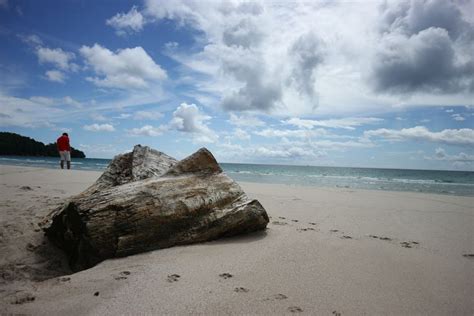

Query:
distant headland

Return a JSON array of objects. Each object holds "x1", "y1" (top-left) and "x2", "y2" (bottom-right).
[{"x1": 0, "y1": 132, "x2": 86, "y2": 158}]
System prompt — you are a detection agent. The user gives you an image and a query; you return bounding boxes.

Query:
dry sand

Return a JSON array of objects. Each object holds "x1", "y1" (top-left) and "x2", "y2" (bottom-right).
[{"x1": 0, "y1": 165, "x2": 473, "y2": 315}]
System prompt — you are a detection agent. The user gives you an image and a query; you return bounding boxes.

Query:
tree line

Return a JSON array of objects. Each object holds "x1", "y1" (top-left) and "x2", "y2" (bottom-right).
[{"x1": 0, "y1": 132, "x2": 86, "y2": 158}]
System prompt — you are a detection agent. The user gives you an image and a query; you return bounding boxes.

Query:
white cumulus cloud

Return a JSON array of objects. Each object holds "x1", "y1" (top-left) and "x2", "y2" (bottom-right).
[
  {"x1": 62, "y1": 96, "x2": 82, "y2": 108},
  {"x1": 106, "y1": 6, "x2": 145, "y2": 36},
  {"x1": 128, "y1": 125, "x2": 165, "y2": 136},
  {"x1": 133, "y1": 110, "x2": 163, "y2": 121},
  {"x1": 424, "y1": 148, "x2": 474, "y2": 167},
  {"x1": 169, "y1": 102, "x2": 218, "y2": 143},
  {"x1": 80, "y1": 44, "x2": 167, "y2": 90},
  {"x1": 232, "y1": 128, "x2": 250, "y2": 140},
  {"x1": 29, "y1": 39, "x2": 78, "y2": 83},
  {"x1": 364, "y1": 126, "x2": 474, "y2": 146},
  {"x1": 127, "y1": 103, "x2": 218, "y2": 143},
  {"x1": 138, "y1": 0, "x2": 474, "y2": 116},
  {"x1": 29, "y1": 96, "x2": 55, "y2": 106},
  {"x1": 0, "y1": 93, "x2": 67, "y2": 128},
  {"x1": 254, "y1": 128, "x2": 327, "y2": 139},
  {"x1": 36, "y1": 47, "x2": 77, "y2": 71},
  {"x1": 83, "y1": 123, "x2": 115, "y2": 132},
  {"x1": 19, "y1": 34, "x2": 43, "y2": 47},
  {"x1": 285, "y1": 117, "x2": 383, "y2": 130},
  {"x1": 45, "y1": 70, "x2": 65, "y2": 83},
  {"x1": 144, "y1": 0, "x2": 326, "y2": 115},
  {"x1": 228, "y1": 113, "x2": 265, "y2": 128}
]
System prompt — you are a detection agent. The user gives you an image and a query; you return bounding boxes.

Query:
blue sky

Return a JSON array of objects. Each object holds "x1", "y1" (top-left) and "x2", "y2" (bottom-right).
[{"x1": 0, "y1": 0, "x2": 473, "y2": 170}]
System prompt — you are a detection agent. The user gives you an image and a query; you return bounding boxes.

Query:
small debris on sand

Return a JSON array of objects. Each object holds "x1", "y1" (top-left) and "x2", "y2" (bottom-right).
[
  {"x1": 167, "y1": 274, "x2": 181, "y2": 282},
  {"x1": 234, "y1": 287, "x2": 249, "y2": 293},
  {"x1": 219, "y1": 273, "x2": 233, "y2": 279},
  {"x1": 288, "y1": 306, "x2": 303, "y2": 313}
]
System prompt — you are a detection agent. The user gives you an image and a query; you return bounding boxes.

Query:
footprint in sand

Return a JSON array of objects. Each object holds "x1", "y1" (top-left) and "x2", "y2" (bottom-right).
[
  {"x1": 297, "y1": 228, "x2": 316, "y2": 232},
  {"x1": 288, "y1": 306, "x2": 303, "y2": 313},
  {"x1": 400, "y1": 241, "x2": 419, "y2": 248},
  {"x1": 332, "y1": 311, "x2": 342, "y2": 316},
  {"x1": 341, "y1": 235, "x2": 352, "y2": 239},
  {"x1": 278, "y1": 216, "x2": 286, "y2": 220},
  {"x1": 462, "y1": 254, "x2": 474, "y2": 258},
  {"x1": 26, "y1": 243, "x2": 38, "y2": 252},
  {"x1": 330, "y1": 229, "x2": 339, "y2": 233},
  {"x1": 219, "y1": 273, "x2": 233, "y2": 279},
  {"x1": 59, "y1": 277, "x2": 71, "y2": 282},
  {"x1": 11, "y1": 292, "x2": 35, "y2": 305},
  {"x1": 234, "y1": 287, "x2": 249, "y2": 293},
  {"x1": 167, "y1": 274, "x2": 181, "y2": 282},
  {"x1": 272, "y1": 221, "x2": 288, "y2": 226},
  {"x1": 115, "y1": 270, "x2": 131, "y2": 280},
  {"x1": 291, "y1": 219, "x2": 299, "y2": 223},
  {"x1": 263, "y1": 293, "x2": 288, "y2": 301},
  {"x1": 369, "y1": 235, "x2": 392, "y2": 241},
  {"x1": 308, "y1": 222, "x2": 317, "y2": 226}
]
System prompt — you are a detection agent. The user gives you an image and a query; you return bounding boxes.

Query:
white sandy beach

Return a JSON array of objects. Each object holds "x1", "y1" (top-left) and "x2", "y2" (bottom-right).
[{"x1": 0, "y1": 165, "x2": 473, "y2": 315}]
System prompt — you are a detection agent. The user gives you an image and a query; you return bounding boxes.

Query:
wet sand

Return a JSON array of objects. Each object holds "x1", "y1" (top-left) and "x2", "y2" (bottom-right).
[{"x1": 1, "y1": 165, "x2": 473, "y2": 315}]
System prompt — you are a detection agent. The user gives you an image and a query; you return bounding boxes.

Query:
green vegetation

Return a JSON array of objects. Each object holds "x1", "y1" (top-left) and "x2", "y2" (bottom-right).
[{"x1": 0, "y1": 132, "x2": 86, "y2": 158}]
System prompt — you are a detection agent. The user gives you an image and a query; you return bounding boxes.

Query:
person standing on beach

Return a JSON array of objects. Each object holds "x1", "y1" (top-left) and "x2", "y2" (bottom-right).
[{"x1": 57, "y1": 132, "x2": 71, "y2": 169}]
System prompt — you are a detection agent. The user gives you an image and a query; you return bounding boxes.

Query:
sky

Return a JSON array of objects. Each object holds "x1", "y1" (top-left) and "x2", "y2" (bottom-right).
[{"x1": 0, "y1": 0, "x2": 473, "y2": 170}]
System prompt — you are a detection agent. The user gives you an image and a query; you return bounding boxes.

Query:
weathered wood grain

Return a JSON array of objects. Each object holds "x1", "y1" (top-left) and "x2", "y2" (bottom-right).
[{"x1": 44, "y1": 146, "x2": 269, "y2": 271}]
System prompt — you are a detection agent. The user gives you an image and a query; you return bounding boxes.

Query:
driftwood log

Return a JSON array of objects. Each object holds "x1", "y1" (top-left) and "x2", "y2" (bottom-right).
[{"x1": 44, "y1": 145, "x2": 269, "y2": 271}]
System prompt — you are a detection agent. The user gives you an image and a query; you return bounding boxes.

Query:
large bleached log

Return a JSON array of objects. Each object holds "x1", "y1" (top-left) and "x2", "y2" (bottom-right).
[
  {"x1": 82, "y1": 145, "x2": 178, "y2": 194},
  {"x1": 44, "y1": 146, "x2": 269, "y2": 271}
]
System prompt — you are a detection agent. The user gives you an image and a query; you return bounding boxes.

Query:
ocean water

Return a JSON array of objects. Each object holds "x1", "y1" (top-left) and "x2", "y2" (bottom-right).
[{"x1": 1, "y1": 156, "x2": 473, "y2": 197}]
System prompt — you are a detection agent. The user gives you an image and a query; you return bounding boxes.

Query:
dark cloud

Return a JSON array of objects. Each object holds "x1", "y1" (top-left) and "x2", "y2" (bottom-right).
[
  {"x1": 221, "y1": 64, "x2": 282, "y2": 112},
  {"x1": 222, "y1": 32, "x2": 323, "y2": 112},
  {"x1": 372, "y1": 27, "x2": 474, "y2": 93},
  {"x1": 372, "y1": 0, "x2": 474, "y2": 94},
  {"x1": 218, "y1": 4, "x2": 280, "y2": 111},
  {"x1": 288, "y1": 32, "x2": 324, "y2": 100},
  {"x1": 220, "y1": 49, "x2": 280, "y2": 111},
  {"x1": 222, "y1": 18, "x2": 264, "y2": 48},
  {"x1": 435, "y1": 147, "x2": 446, "y2": 159},
  {"x1": 235, "y1": 2, "x2": 263, "y2": 16},
  {"x1": 379, "y1": 0, "x2": 470, "y2": 39}
]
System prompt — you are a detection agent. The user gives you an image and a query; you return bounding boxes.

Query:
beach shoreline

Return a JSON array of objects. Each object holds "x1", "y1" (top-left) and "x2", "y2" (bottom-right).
[
  {"x1": 1, "y1": 165, "x2": 473, "y2": 315},
  {"x1": 2, "y1": 157, "x2": 473, "y2": 197}
]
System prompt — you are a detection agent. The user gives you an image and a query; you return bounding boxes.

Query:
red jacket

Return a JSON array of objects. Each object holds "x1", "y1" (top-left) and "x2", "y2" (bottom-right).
[{"x1": 57, "y1": 135, "x2": 71, "y2": 151}]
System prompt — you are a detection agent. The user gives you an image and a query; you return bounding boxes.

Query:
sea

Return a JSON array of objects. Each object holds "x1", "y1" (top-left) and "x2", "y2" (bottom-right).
[{"x1": 1, "y1": 156, "x2": 473, "y2": 197}]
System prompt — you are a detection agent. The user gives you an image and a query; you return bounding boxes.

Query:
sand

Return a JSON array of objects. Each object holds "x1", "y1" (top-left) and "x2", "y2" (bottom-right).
[{"x1": 0, "y1": 165, "x2": 473, "y2": 315}]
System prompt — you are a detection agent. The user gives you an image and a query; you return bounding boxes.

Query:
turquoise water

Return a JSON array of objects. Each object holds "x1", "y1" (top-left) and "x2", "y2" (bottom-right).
[{"x1": 1, "y1": 156, "x2": 473, "y2": 196}]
